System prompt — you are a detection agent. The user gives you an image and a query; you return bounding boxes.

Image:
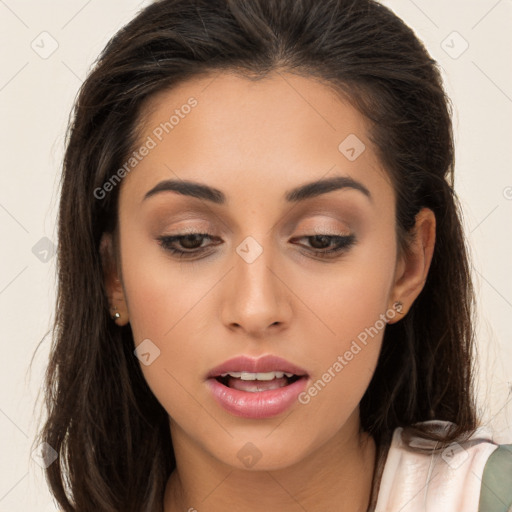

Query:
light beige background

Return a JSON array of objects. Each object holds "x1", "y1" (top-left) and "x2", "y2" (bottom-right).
[{"x1": 0, "y1": 0, "x2": 510, "y2": 509}]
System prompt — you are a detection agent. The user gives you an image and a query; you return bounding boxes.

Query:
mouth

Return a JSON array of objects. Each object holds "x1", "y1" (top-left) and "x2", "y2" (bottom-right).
[
  {"x1": 206, "y1": 355, "x2": 309, "y2": 419},
  {"x1": 213, "y1": 371, "x2": 304, "y2": 392}
]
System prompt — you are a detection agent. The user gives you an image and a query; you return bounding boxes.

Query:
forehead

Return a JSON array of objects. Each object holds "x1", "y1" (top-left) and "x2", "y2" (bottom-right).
[{"x1": 119, "y1": 70, "x2": 392, "y2": 207}]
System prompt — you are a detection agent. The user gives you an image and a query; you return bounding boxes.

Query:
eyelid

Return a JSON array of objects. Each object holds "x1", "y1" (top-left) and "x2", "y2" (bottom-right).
[
  {"x1": 304, "y1": 226, "x2": 351, "y2": 236},
  {"x1": 149, "y1": 204, "x2": 357, "y2": 233},
  {"x1": 283, "y1": 208, "x2": 357, "y2": 232}
]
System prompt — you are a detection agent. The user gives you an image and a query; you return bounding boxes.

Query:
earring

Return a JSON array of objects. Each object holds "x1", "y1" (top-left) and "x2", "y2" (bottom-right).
[
  {"x1": 393, "y1": 301, "x2": 403, "y2": 313},
  {"x1": 110, "y1": 306, "x2": 121, "y2": 320}
]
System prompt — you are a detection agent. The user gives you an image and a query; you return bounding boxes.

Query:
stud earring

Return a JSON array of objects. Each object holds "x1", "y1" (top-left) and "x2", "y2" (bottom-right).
[
  {"x1": 111, "y1": 306, "x2": 121, "y2": 320},
  {"x1": 393, "y1": 301, "x2": 403, "y2": 313}
]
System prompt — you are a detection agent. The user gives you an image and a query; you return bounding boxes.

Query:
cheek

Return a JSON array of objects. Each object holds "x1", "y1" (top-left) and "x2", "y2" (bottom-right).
[
  {"x1": 293, "y1": 225, "x2": 397, "y2": 349},
  {"x1": 119, "y1": 235, "x2": 216, "y2": 412},
  {"x1": 291, "y1": 229, "x2": 396, "y2": 422},
  {"x1": 120, "y1": 221, "x2": 215, "y2": 341}
]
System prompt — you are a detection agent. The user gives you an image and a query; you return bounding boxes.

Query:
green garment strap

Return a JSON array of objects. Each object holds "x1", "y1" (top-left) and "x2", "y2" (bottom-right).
[{"x1": 478, "y1": 444, "x2": 512, "y2": 512}]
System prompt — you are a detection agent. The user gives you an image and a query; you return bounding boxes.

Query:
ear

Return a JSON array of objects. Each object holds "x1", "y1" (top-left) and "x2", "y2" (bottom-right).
[
  {"x1": 388, "y1": 207, "x2": 436, "y2": 323},
  {"x1": 99, "y1": 232, "x2": 130, "y2": 326}
]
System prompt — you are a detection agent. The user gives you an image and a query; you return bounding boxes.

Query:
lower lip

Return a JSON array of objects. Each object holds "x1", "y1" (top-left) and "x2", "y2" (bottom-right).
[{"x1": 206, "y1": 377, "x2": 308, "y2": 419}]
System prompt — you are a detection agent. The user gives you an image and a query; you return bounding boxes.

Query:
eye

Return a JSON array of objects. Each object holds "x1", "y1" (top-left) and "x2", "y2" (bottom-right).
[
  {"x1": 157, "y1": 231, "x2": 356, "y2": 260},
  {"x1": 157, "y1": 232, "x2": 218, "y2": 258},
  {"x1": 292, "y1": 234, "x2": 356, "y2": 259}
]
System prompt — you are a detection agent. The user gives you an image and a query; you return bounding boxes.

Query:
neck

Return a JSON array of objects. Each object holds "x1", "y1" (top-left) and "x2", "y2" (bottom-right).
[{"x1": 164, "y1": 412, "x2": 377, "y2": 512}]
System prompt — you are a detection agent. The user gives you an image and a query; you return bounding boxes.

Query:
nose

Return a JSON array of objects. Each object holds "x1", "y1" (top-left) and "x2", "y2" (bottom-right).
[{"x1": 220, "y1": 237, "x2": 292, "y2": 337}]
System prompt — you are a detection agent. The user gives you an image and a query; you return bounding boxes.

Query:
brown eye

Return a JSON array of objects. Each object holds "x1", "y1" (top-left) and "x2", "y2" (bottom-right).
[
  {"x1": 157, "y1": 232, "x2": 217, "y2": 257},
  {"x1": 294, "y1": 234, "x2": 356, "y2": 259},
  {"x1": 156, "y1": 232, "x2": 356, "y2": 261},
  {"x1": 179, "y1": 234, "x2": 207, "y2": 250},
  {"x1": 308, "y1": 235, "x2": 334, "y2": 249}
]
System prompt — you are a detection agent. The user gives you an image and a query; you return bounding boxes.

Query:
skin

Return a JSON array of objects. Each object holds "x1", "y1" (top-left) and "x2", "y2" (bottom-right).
[{"x1": 101, "y1": 70, "x2": 436, "y2": 511}]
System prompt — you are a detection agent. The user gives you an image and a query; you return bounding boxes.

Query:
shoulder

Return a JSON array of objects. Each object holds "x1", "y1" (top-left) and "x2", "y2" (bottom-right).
[
  {"x1": 374, "y1": 420, "x2": 512, "y2": 512},
  {"x1": 479, "y1": 442, "x2": 512, "y2": 511}
]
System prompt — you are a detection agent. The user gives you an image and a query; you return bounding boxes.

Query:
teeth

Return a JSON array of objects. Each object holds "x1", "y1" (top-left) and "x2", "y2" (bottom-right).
[{"x1": 219, "y1": 371, "x2": 296, "y2": 380}]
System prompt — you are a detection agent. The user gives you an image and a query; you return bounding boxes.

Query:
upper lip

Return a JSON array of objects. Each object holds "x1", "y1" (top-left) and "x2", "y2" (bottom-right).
[{"x1": 207, "y1": 355, "x2": 309, "y2": 379}]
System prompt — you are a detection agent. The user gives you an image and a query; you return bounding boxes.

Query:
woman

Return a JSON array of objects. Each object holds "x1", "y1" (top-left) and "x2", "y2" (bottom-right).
[{"x1": 35, "y1": 0, "x2": 512, "y2": 510}]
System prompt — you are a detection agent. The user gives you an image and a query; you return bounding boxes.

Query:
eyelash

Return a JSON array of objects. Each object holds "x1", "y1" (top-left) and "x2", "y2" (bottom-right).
[{"x1": 156, "y1": 232, "x2": 356, "y2": 260}]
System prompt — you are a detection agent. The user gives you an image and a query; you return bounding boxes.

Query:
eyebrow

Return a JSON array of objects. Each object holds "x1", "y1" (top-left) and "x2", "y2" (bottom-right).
[{"x1": 142, "y1": 175, "x2": 372, "y2": 204}]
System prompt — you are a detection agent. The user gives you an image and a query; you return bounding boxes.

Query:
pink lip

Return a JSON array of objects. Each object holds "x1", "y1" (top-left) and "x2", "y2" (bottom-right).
[
  {"x1": 206, "y1": 355, "x2": 309, "y2": 419},
  {"x1": 206, "y1": 355, "x2": 308, "y2": 378},
  {"x1": 207, "y1": 377, "x2": 308, "y2": 418}
]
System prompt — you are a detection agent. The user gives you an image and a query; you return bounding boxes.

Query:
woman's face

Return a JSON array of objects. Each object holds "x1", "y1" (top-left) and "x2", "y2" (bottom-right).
[{"x1": 103, "y1": 71, "x2": 434, "y2": 470}]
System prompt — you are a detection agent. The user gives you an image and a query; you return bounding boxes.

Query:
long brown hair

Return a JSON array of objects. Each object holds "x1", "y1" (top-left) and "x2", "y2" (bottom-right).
[{"x1": 33, "y1": 0, "x2": 478, "y2": 510}]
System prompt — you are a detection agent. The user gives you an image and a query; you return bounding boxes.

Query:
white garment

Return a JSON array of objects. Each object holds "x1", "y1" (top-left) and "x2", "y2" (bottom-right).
[{"x1": 374, "y1": 421, "x2": 498, "y2": 511}]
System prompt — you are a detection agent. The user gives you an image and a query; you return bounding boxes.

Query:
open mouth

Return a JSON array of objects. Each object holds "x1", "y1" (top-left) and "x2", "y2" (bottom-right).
[
  {"x1": 214, "y1": 371, "x2": 304, "y2": 393},
  {"x1": 206, "y1": 358, "x2": 310, "y2": 418}
]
